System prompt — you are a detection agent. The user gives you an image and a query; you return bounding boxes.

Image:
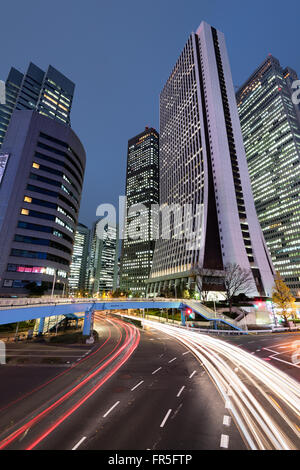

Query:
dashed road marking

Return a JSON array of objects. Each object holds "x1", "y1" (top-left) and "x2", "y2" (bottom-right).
[
  {"x1": 131, "y1": 381, "x2": 144, "y2": 391},
  {"x1": 152, "y1": 367, "x2": 162, "y2": 375},
  {"x1": 177, "y1": 386, "x2": 185, "y2": 398},
  {"x1": 189, "y1": 370, "x2": 196, "y2": 379},
  {"x1": 72, "y1": 436, "x2": 86, "y2": 450},
  {"x1": 103, "y1": 401, "x2": 120, "y2": 418},
  {"x1": 160, "y1": 409, "x2": 172, "y2": 428},
  {"x1": 220, "y1": 434, "x2": 229, "y2": 449},
  {"x1": 223, "y1": 415, "x2": 231, "y2": 427},
  {"x1": 168, "y1": 357, "x2": 177, "y2": 363}
]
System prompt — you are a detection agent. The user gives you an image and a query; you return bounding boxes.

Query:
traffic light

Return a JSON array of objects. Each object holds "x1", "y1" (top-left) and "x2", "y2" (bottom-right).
[{"x1": 186, "y1": 308, "x2": 194, "y2": 319}]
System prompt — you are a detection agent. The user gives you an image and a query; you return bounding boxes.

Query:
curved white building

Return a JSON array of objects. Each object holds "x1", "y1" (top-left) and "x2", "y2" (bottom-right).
[{"x1": 147, "y1": 21, "x2": 275, "y2": 298}]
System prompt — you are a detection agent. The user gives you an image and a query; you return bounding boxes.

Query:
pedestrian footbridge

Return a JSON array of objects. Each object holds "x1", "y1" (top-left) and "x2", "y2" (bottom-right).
[{"x1": 0, "y1": 297, "x2": 244, "y2": 333}]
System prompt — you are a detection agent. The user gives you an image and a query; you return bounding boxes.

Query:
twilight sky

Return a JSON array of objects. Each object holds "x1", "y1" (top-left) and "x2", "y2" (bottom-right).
[{"x1": 1, "y1": 0, "x2": 300, "y2": 228}]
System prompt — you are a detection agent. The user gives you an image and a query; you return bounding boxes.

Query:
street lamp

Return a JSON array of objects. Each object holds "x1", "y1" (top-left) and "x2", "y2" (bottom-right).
[{"x1": 51, "y1": 269, "x2": 57, "y2": 299}]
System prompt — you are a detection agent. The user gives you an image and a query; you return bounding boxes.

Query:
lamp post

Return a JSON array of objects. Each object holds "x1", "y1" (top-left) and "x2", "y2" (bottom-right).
[{"x1": 51, "y1": 269, "x2": 57, "y2": 299}]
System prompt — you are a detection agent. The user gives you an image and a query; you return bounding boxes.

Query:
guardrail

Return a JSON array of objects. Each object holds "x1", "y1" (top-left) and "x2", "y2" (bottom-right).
[{"x1": 0, "y1": 297, "x2": 183, "y2": 308}]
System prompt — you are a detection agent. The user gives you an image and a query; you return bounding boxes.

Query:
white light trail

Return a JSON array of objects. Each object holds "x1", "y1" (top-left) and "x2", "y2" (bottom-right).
[{"x1": 141, "y1": 318, "x2": 300, "y2": 450}]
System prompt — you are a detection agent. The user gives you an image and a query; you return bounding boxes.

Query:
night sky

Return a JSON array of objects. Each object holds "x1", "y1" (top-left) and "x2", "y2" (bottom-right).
[{"x1": 1, "y1": 0, "x2": 300, "y2": 228}]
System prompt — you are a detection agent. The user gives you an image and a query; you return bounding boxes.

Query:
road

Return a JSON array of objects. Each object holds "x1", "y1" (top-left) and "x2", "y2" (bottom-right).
[
  {"x1": 0, "y1": 314, "x2": 245, "y2": 450},
  {"x1": 224, "y1": 332, "x2": 300, "y2": 381},
  {"x1": 0, "y1": 314, "x2": 299, "y2": 450}
]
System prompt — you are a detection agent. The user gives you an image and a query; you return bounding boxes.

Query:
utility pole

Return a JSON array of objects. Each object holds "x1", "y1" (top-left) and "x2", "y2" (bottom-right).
[{"x1": 51, "y1": 269, "x2": 57, "y2": 299}]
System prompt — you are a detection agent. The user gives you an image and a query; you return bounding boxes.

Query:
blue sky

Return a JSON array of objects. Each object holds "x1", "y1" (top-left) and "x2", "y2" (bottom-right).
[{"x1": 1, "y1": 0, "x2": 300, "y2": 227}]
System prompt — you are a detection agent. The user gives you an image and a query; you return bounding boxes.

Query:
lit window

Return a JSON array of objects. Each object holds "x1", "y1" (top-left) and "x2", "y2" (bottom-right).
[
  {"x1": 21, "y1": 209, "x2": 29, "y2": 215},
  {"x1": 32, "y1": 162, "x2": 40, "y2": 169},
  {"x1": 24, "y1": 196, "x2": 32, "y2": 203}
]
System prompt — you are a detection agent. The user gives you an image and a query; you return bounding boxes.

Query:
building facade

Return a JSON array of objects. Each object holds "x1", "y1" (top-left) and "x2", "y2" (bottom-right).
[
  {"x1": 120, "y1": 127, "x2": 159, "y2": 295},
  {"x1": 237, "y1": 56, "x2": 300, "y2": 294},
  {"x1": 0, "y1": 62, "x2": 74, "y2": 148},
  {"x1": 68, "y1": 223, "x2": 90, "y2": 294},
  {"x1": 147, "y1": 21, "x2": 275, "y2": 298},
  {"x1": 87, "y1": 222, "x2": 118, "y2": 295},
  {"x1": 0, "y1": 110, "x2": 86, "y2": 296}
]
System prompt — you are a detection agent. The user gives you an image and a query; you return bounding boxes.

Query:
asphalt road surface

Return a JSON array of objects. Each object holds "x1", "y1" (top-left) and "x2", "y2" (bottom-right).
[{"x1": 0, "y1": 314, "x2": 246, "y2": 450}]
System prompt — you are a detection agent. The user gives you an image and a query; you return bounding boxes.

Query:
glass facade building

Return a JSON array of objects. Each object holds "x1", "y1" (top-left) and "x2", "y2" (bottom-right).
[
  {"x1": 147, "y1": 21, "x2": 275, "y2": 298},
  {"x1": 237, "y1": 56, "x2": 300, "y2": 294},
  {"x1": 0, "y1": 68, "x2": 23, "y2": 148},
  {"x1": 0, "y1": 110, "x2": 86, "y2": 296},
  {"x1": 69, "y1": 223, "x2": 90, "y2": 294},
  {"x1": 0, "y1": 62, "x2": 74, "y2": 149},
  {"x1": 86, "y1": 222, "x2": 118, "y2": 295},
  {"x1": 120, "y1": 127, "x2": 159, "y2": 295}
]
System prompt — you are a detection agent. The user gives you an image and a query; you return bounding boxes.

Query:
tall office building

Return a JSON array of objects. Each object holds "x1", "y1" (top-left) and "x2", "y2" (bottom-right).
[
  {"x1": 69, "y1": 223, "x2": 90, "y2": 294},
  {"x1": 0, "y1": 68, "x2": 23, "y2": 148},
  {"x1": 147, "y1": 21, "x2": 275, "y2": 298},
  {"x1": 0, "y1": 62, "x2": 74, "y2": 148},
  {"x1": 87, "y1": 222, "x2": 118, "y2": 295},
  {"x1": 0, "y1": 110, "x2": 86, "y2": 296},
  {"x1": 120, "y1": 127, "x2": 159, "y2": 295},
  {"x1": 237, "y1": 56, "x2": 300, "y2": 294}
]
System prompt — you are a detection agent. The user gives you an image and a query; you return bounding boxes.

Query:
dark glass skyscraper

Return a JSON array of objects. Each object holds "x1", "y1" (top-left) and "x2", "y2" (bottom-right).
[
  {"x1": 0, "y1": 68, "x2": 23, "y2": 148},
  {"x1": 0, "y1": 62, "x2": 74, "y2": 148},
  {"x1": 237, "y1": 56, "x2": 300, "y2": 294},
  {"x1": 86, "y1": 222, "x2": 118, "y2": 295},
  {"x1": 69, "y1": 223, "x2": 90, "y2": 294},
  {"x1": 120, "y1": 127, "x2": 159, "y2": 295}
]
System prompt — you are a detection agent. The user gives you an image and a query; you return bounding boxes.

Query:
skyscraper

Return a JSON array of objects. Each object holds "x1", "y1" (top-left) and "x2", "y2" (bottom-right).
[
  {"x1": 236, "y1": 56, "x2": 300, "y2": 294},
  {"x1": 120, "y1": 127, "x2": 159, "y2": 295},
  {"x1": 69, "y1": 223, "x2": 90, "y2": 294},
  {"x1": 0, "y1": 110, "x2": 86, "y2": 296},
  {"x1": 0, "y1": 62, "x2": 74, "y2": 148},
  {"x1": 87, "y1": 222, "x2": 118, "y2": 295},
  {"x1": 147, "y1": 21, "x2": 275, "y2": 298},
  {"x1": 0, "y1": 68, "x2": 23, "y2": 148}
]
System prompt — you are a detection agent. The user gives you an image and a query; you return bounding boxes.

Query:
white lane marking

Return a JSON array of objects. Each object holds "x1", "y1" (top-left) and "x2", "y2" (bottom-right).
[
  {"x1": 131, "y1": 380, "x2": 144, "y2": 391},
  {"x1": 182, "y1": 351, "x2": 190, "y2": 355},
  {"x1": 223, "y1": 415, "x2": 231, "y2": 427},
  {"x1": 189, "y1": 370, "x2": 196, "y2": 379},
  {"x1": 225, "y1": 400, "x2": 231, "y2": 409},
  {"x1": 220, "y1": 434, "x2": 229, "y2": 449},
  {"x1": 152, "y1": 367, "x2": 162, "y2": 375},
  {"x1": 160, "y1": 409, "x2": 172, "y2": 428},
  {"x1": 72, "y1": 436, "x2": 86, "y2": 450},
  {"x1": 168, "y1": 357, "x2": 177, "y2": 363},
  {"x1": 103, "y1": 401, "x2": 120, "y2": 418},
  {"x1": 177, "y1": 386, "x2": 185, "y2": 398}
]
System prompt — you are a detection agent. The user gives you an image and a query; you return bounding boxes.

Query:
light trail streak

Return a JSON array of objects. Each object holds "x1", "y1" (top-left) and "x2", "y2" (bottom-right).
[
  {"x1": 0, "y1": 319, "x2": 140, "y2": 450},
  {"x1": 0, "y1": 316, "x2": 114, "y2": 413},
  {"x1": 140, "y1": 319, "x2": 300, "y2": 450}
]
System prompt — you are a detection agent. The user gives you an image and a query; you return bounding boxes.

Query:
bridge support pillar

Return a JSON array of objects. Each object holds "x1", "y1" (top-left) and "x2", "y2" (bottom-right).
[
  {"x1": 38, "y1": 317, "x2": 45, "y2": 335},
  {"x1": 181, "y1": 310, "x2": 186, "y2": 327},
  {"x1": 213, "y1": 320, "x2": 218, "y2": 330},
  {"x1": 83, "y1": 310, "x2": 93, "y2": 336}
]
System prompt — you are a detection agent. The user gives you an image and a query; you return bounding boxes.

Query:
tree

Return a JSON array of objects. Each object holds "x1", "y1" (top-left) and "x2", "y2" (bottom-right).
[
  {"x1": 224, "y1": 263, "x2": 254, "y2": 314},
  {"x1": 272, "y1": 272, "x2": 295, "y2": 326},
  {"x1": 182, "y1": 289, "x2": 190, "y2": 299}
]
